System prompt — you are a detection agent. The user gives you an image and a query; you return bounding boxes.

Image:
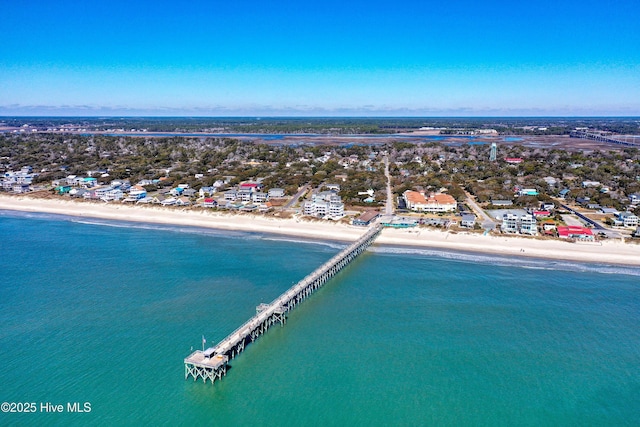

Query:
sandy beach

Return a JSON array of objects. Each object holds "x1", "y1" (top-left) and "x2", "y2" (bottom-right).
[{"x1": 1, "y1": 194, "x2": 639, "y2": 266}]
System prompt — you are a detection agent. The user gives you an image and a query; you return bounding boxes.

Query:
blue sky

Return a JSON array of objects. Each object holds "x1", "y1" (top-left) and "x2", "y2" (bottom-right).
[{"x1": 1, "y1": 0, "x2": 639, "y2": 116}]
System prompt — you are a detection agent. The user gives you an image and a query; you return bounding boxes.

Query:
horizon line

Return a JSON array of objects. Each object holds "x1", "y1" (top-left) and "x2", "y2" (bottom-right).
[{"x1": 2, "y1": 115, "x2": 640, "y2": 119}]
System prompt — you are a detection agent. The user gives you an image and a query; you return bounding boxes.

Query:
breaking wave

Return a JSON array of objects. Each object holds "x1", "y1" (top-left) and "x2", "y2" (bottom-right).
[{"x1": 369, "y1": 245, "x2": 640, "y2": 277}]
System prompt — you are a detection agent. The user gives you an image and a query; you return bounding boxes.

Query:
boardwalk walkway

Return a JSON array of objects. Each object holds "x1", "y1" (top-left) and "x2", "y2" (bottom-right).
[{"x1": 185, "y1": 223, "x2": 383, "y2": 384}]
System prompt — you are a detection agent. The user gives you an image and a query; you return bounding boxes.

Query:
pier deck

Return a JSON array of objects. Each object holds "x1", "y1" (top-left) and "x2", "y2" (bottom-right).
[{"x1": 185, "y1": 223, "x2": 382, "y2": 384}]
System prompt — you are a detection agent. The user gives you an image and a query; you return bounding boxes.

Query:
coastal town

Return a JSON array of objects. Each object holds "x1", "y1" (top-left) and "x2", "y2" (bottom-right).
[
  {"x1": 1, "y1": 118, "x2": 640, "y2": 247},
  {"x1": 3, "y1": 0, "x2": 640, "y2": 422}
]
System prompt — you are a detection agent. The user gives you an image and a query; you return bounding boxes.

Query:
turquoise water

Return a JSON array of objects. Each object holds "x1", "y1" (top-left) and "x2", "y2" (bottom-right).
[{"x1": 0, "y1": 211, "x2": 639, "y2": 426}]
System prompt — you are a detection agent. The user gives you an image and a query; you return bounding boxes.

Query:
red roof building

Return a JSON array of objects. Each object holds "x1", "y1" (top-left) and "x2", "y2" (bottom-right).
[
  {"x1": 557, "y1": 226, "x2": 594, "y2": 240},
  {"x1": 504, "y1": 158, "x2": 524, "y2": 164}
]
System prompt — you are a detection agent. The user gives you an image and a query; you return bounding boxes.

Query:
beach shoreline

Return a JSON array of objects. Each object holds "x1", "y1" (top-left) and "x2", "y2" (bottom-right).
[{"x1": 1, "y1": 194, "x2": 639, "y2": 266}]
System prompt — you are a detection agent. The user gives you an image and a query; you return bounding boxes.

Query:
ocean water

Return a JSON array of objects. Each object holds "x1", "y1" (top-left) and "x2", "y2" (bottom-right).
[{"x1": 0, "y1": 211, "x2": 639, "y2": 426}]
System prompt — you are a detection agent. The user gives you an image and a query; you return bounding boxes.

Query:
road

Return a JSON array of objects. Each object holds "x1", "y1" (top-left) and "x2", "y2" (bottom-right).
[
  {"x1": 284, "y1": 184, "x2": 310, "y2": 210},
  {"x1": 462, "y1": 189, "x2": 495, "y2": 229},
  {"x1": 558, "y1": 202, "x2": 625, "y2": 239},
  {"x1": 384, "y1": 156, "x2": 394, "y2": 215},
  {"x1": 559, "y1": 203, "x2": 605, "y2": 230}
]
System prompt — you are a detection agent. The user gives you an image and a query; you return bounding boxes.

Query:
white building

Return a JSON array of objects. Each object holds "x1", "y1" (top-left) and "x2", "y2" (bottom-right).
[
  {"x1": 403, "y1": 190, "x2": 457, "y2": 213},
  {"x1": 501, "y1": 213, "x2": 519, "y2": 233},
  {"x1": 519, "y1": 214, "x2": 538, "y2": 235},
  {"x1": 238, "y1": 189, "x2": 253, "y2": 202},
  {"x1": 328, "y1": 200, "x2": 344, "y2": 218},
  {"x1": 303, "y1": 191, "x2": 344, "y2": 219},
  {"x1": 501, "y1": 213, "x2": 537, "y2": 235},
  {"x1": 252, "y1": 192, "x2": 268, "y2": 203},
  {"x1": 268, "y1": 188, "x2": 286, "y2": 198},
  {"x1": 617, "y1": 212, "x2": 639, "y2": 228},
  {"x1": 103, "y1": 189, "x2": 123, "y2": 201},
  {"x1": 128, "y1": 185, "x2": 147, "y2": 200}
]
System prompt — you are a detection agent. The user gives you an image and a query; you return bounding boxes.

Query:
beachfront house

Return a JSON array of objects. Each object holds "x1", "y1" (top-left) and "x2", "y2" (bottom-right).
[
  {"x1": 55, "y1": 185, "x2": 72, "y2": 195},
  {"x1": 501, "y1": 214, "x2": 519, "y2": 233},
  {"x1": 202, "y1": 198, "x2": 217, "y2": 208},
  {"x1": 224, "y1": 190, "x2": 237, "y2": 201},
  {"x1": 422, "y1": 217, "x2": 449, "y2": 227},
  {"x1": 136, "y1": 196, "x2": 153, "y2": 204},
  {"x1": 238, "y1": 189, "x2": 253, "y2": 202},
  {"x1": 128, "y1": 185, "x2": 147, "y2": 200},
  {"x1": 616, "y1": 212, "x2": 639, "y2": 228},
  {"x1": 303, "y1": 200, "x2": 317, "y2": 216},
  {"x1": 327, "y1": 200, "x2": 345, "y2": 218},
  {"x1": 403, "y1": 190, "x2": 457, "y2": 213},
  {"x1": 93, "y1": 187, "x2": 112, "y2": 199},
  {"x1": 12, "y1": 183, "x2": 31, "y2": 193},
  {"x1": 501, "y1": 213, "x2": 537, "y2": 235},
  {"x1": 258, "y1": 202, "x2": 273, "y2": 212},
  {"x1": 150, "y1": 194, "x2": 167, "y2": 204},
  {"x1": 520, "y1": 214, "x2": 538, "y2": 235},
  {"x1": 268, "y1": 188, "x2": 285, "y2": 198},
  {"x1": 460, "y1": 214, "x2": 476, "y2": 228},
  {"x1": 175, "y1": 197, "x2": 191, "y2": 206},
  {"x1": 353, "y1": 211, "x2": 379, "y2": 226},
  {"x1": 2, "y1": 169, "x2": 35, "y2": 192},
  {"x1": 252, "y1": 192, "x2": 268, "y2": 203},
  {"x1": 69, "y1": 188, "x2": 88, "y2": 198},
  {"x1": 103, "y1": 188, "x2": 124, "y2": 201},
  {"x1": 541, "y1": 220, "x2": 557, "y2": 236},
  {"x1": 304, "y1": 190, "x2": 345, "y2": 219},
  {"x1": 557, "y1": 226, "x2": 595, "y2": 241},
  {"x1": 382, "y1": 217, "x2": 418, "y2": 228}
]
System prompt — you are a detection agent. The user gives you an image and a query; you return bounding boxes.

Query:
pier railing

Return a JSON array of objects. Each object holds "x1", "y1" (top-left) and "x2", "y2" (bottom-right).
[{"x1": 184, "y1": 223, "x2": 382, "y2": 384}]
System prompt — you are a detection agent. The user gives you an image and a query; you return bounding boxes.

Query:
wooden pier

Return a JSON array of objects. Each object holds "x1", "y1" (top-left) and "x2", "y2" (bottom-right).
[{"x1": 184, "y1": 223, "x2": 382, "y2": 384}]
